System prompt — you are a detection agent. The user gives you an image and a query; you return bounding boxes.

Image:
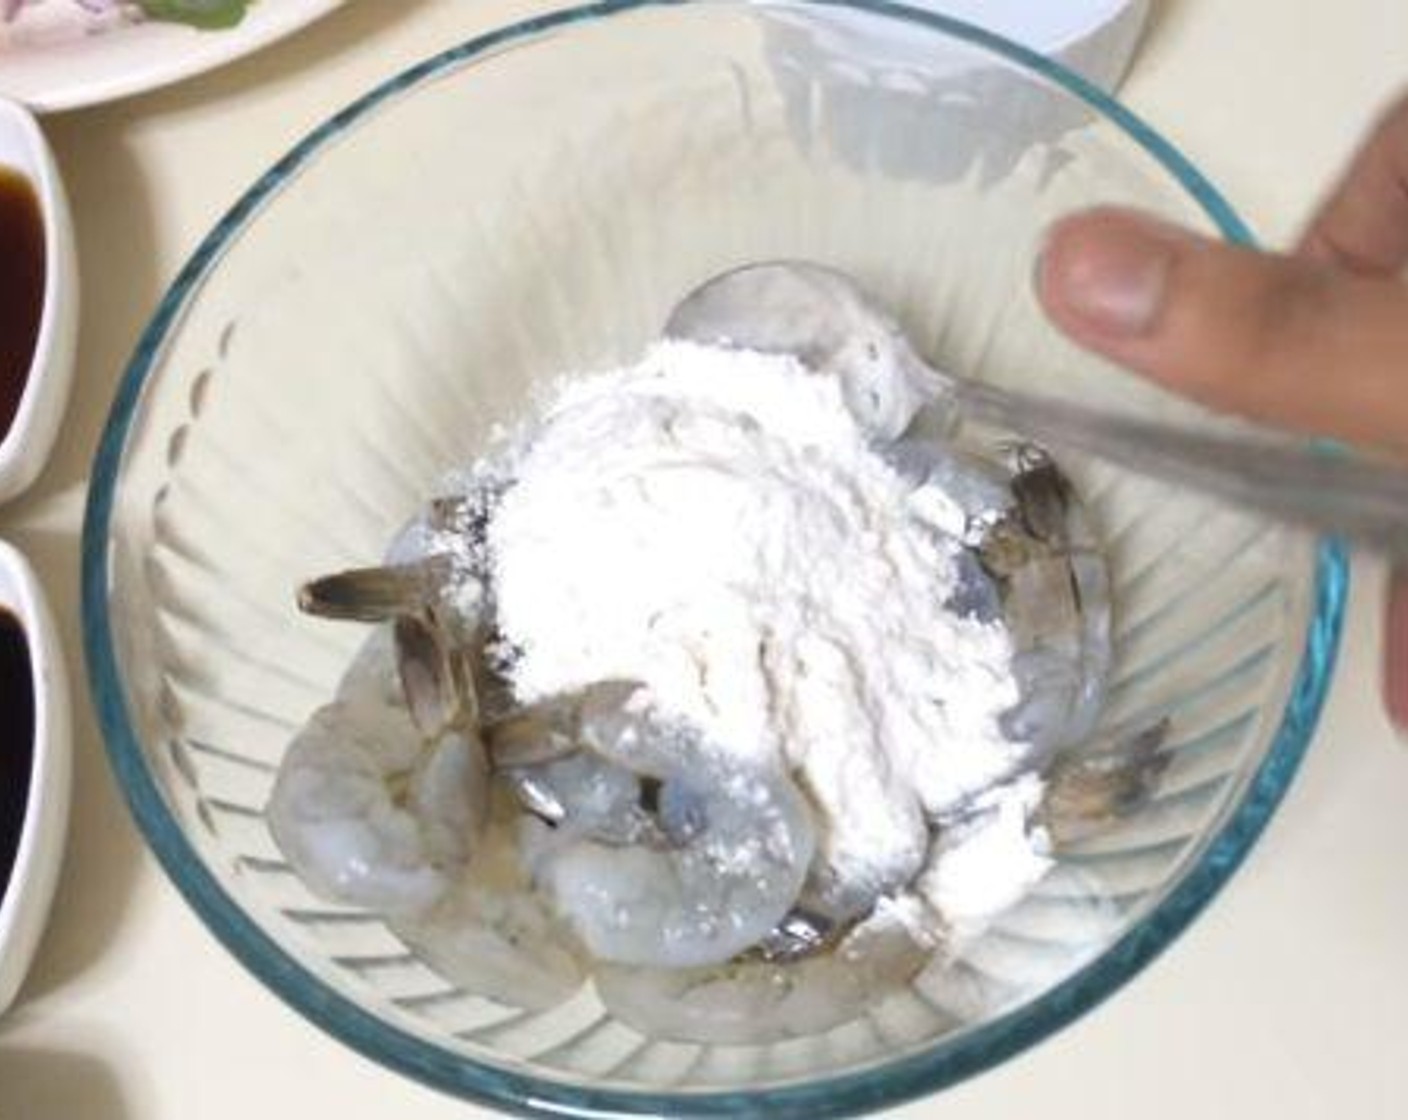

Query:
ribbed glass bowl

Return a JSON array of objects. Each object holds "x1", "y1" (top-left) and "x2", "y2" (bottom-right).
[{"x1": 82, "y1": 2, "x2": 1347, "y2": 1115}]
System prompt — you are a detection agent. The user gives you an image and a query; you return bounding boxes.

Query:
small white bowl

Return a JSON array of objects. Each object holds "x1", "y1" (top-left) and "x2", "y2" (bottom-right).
[
  {"x1": 929, "y1": 0, "x2": 1150, "y2": 88},
  {"x1": 763, "y1": 0, "x2": 1151, "y2": 188},
  {"x1": 0, "y1": 96, "x2": 78, "y2": 504},
  {"x1": 0, "y1": 539, "x2": 70, "y2": 1015},
  {"x1": 783, "y1": 1, "x2": 1150, "y2": 89}
]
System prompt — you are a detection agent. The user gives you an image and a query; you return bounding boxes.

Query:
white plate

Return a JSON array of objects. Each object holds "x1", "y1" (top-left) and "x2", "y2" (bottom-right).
[{"x1": 0, "y1": 0, "x2": 344, "y2": 113}]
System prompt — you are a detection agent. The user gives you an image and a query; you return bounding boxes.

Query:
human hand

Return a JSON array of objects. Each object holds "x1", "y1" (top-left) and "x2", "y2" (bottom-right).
[{"x1": 1036, "y1": 94, "x2": 1408, "y2": 731}]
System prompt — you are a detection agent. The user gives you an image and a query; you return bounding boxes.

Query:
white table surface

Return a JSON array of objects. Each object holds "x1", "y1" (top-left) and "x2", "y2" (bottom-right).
[{"x1": 2, "y1": 1, "x2": 1407, "y2": 1117}]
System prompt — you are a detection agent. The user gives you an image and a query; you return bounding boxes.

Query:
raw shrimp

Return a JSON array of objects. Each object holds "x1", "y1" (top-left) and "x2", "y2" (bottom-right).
[
  {"x1": 388, "y1": 787, "x2": 588, "y2": 1011},
  {"x1": 595, "y1": 902, "x2": 938, "y2": 1044},
  {"x1": 276, "y1": 395, "x2": 1157, "y2": 1034},
  {"x1": 895, "y1": 438, "x2": 1112, "y2": 755},
  {"x1": 919, "y1": 774, "x2": 1053, "y2": 939},
  {"x1": 487, "y1": 683, "x2": 818, "y2": 969},
  {"x1": 1035, "y1": 719, "x2": 1171, "y2": 847},
  {"x1": 269, "y1": 628, "x2": 588, "y2": 1005},
  {"x1": 298, "y1": 479, "x2": 515, "y2": 726},
  {"x1": 266, "y1": 629, "x2": 489, "y2": 916},
  {"x1": 390, "y1": 882, "x2": 587, "y2": 1011},
  {"x1": 297, "y1": 488, "x2": 497, "y2": 635},
  {"x1": 274, "y1": 491, "x2": 500, "y2": 915},
  {"x1": 744, "y1": 441, "x2": 1115, "y2": 961},
  {"x1": 758, "y1": 719, "x2": 1168, "y2": 963}
]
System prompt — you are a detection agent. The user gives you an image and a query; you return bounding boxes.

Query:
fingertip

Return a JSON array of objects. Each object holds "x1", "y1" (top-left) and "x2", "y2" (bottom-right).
[{"x1": 1037, "y1": 207, "x2": 1183, "y2": 345}]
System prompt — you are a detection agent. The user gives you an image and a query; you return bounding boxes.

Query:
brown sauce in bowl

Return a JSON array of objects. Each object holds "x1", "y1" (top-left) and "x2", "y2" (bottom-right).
[
  {"x1": 0, "y1": 609, "x2": 34, "y2": 902},
  {"x1": 0, "y1": 167, "x2": 45, "y2": 445}
]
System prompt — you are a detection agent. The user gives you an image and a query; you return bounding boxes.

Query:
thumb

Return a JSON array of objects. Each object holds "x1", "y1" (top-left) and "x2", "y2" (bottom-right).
[{"x1": 1036, "y1": 206, "x2": 1408, "y2": 457}]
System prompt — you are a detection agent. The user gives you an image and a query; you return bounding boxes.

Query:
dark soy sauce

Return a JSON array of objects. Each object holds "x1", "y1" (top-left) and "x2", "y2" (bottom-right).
[
  {"x1": 0, "y1": 609, "x2": 34, "y2": 902},
  {"x1": 0, "y1": 166, "x2": 45, "y2": 445}
]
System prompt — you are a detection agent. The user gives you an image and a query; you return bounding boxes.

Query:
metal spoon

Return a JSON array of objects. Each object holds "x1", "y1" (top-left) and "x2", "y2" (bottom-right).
[{"x1": 665, "y1": 261, "x2": 1408, "y2": 556}]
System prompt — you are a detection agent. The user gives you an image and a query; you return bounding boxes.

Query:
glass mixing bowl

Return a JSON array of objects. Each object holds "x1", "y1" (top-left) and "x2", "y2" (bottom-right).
[{"x1": 82, "y1": 1, "x2": 1347, "y2": 1115}]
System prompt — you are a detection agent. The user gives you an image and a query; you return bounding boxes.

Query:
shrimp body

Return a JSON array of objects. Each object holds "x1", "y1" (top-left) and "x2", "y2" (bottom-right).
[
  {"x1": 267, "y1": 630, "x2": 488, "y2": 916},
  {"x1": 491, "y1": 685, "x2": 818, "y2": 969}
]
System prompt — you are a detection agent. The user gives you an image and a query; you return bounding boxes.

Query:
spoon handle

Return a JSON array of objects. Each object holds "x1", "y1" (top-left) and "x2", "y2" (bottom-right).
[{"x1": 953, "y1": 380, "x2": 1408, "y2": 557}]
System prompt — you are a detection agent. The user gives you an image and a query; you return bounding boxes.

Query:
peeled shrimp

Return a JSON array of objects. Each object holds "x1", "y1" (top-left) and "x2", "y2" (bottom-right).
[
  {"x1": 896, "y1": 439, "x2": 1112, "y2": 754},
  {"x1": 390, "y1": 882, "x2": 586, "y2": 1011},
  {"x1": 267, "y1": 629, "x2": 489, "y2": 916},
  {"x1": 275, "y1": 483, "x2": 509, "y2": 917},
  {"x1": 298, "y1": 482, "x2": 516, "y2": 728},
  {"x1": 269, "y1": 629, "x2": 589, "y2": 1005},
  {"x1": 301, "y1": 485, "x2": 502, "y2": 624},
  {"x1": 1036, "y1": 719, "x2": 1171, "y2": 847},
  {"x1": 595, "y1": 904, "x2": 937, "y2": 1044},
  {"x1": 739, "y1": 441, "x2": 1114, "y2": 960},
  {"x1": 488, "y1": 683, "x2": 817, "y2": 969},
  {"x1": 388, "y1": 785, "x2": 587, "y2": 1011}
]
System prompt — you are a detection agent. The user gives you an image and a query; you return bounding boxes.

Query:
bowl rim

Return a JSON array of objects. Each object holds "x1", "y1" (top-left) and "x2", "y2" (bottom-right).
[{"x1": 80, "y1": 1, "x2": 1350, "y2": 1115}]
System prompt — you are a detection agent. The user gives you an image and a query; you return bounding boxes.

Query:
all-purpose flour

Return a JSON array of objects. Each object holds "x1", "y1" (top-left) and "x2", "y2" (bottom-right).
[{"x1": 485, "y1": 341, "x2": 1045, "y2": 915}]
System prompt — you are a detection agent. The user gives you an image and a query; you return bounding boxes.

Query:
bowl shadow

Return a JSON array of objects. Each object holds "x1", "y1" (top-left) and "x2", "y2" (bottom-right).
[
  {"x1": 1141, "y1": 0, "x2": 1189, "y2": 43},
  {"x1": 0, "y1": 1045, "x2": 134, "y2": 1120}
]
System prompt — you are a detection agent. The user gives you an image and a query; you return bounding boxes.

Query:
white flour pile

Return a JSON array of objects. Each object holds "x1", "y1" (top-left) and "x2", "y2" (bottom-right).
[{"x1": 483, "y1": 340, "x2": 1048, "y2": 918}]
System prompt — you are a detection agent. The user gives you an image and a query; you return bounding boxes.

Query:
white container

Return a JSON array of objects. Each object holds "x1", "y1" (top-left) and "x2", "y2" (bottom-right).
[
  {"x1": 926, "y1": 0, "x2": 1150, "y2": 89},
  {"x1": 759, "y1": 0, "x2": 1151, "y2": 187},
  {"x1": 0, "y1": 97, "x2": 75, "y2": 1015},
  {"x1": 0, "y1": 96, "x2": 78, "y2": 504},
  {"x1": 0, "y1": 540, "x2": 71, "y2": 1015}
]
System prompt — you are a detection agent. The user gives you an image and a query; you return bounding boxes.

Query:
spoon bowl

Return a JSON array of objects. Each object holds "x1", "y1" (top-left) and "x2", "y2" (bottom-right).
[{"x1": 670, "y1": 260, "x2": 1408, "y2": 558}]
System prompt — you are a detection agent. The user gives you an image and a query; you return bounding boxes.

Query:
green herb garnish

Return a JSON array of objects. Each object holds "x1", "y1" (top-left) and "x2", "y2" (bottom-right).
[{"x1": 138, "y1": 0, "x2": 253, "y2": 31}]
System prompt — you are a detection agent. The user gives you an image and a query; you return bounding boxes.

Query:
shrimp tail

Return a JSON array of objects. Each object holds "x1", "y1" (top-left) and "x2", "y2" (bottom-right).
[
  {"x1": 297, "y1": 557, "x2": 453, "y2": 622},
  {"x1": 1039, "y1": 719, "x2": 1171, "y2": 845}
]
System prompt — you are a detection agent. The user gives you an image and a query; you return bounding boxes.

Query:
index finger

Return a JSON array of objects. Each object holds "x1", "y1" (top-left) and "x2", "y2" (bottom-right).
[{"x1": 1298, "y1": 91, "x2": 1408, "y2": 275}]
